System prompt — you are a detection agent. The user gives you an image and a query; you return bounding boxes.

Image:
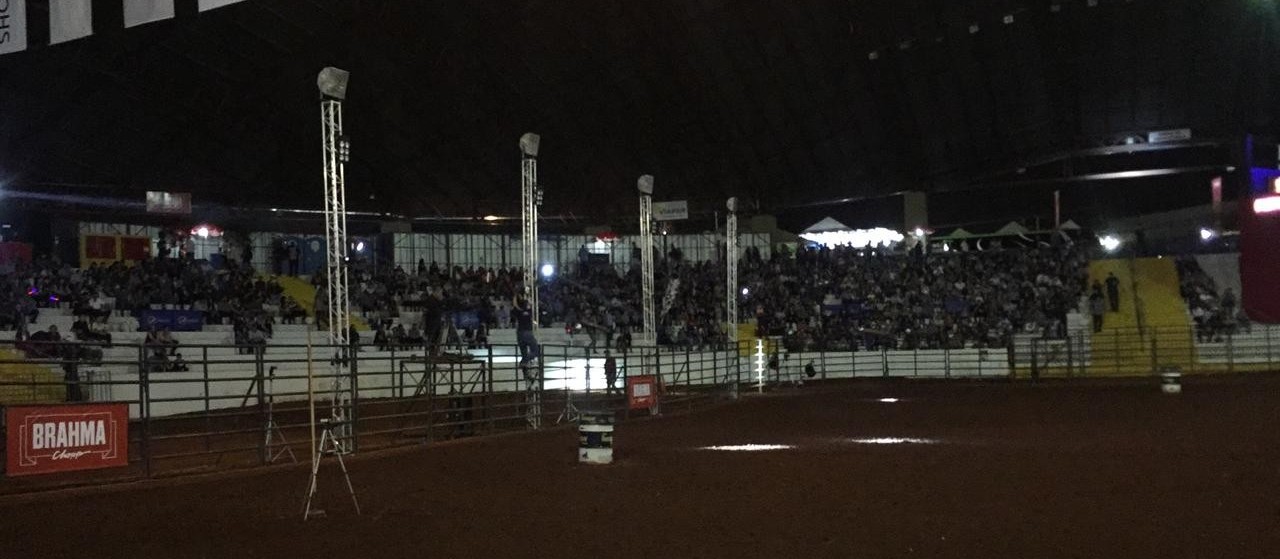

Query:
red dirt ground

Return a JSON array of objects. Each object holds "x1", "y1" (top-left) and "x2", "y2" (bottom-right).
[{"x1": 4, "y1": 375, "x2": 1280, "y2": 558}]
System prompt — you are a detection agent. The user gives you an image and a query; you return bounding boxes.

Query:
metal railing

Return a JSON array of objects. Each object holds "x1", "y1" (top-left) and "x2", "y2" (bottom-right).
[
  {"x1": 1019, "y1": 325, "x2": 1280, "y2": 378},
  {"x1": 2, "y1": 324, "x2": 1276, "y2": 489},
  {"x1": 0, "y1": 339, "x2": 743, "y2": 488}
]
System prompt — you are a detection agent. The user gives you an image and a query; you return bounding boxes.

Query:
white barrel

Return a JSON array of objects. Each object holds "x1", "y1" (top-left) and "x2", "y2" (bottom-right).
[
  {"x1": 578, "y1": 411, "x2": 614, "y2": 464},
  {"x1": 1161, "y1": 371, "x2": 1182, "y2": 394}
]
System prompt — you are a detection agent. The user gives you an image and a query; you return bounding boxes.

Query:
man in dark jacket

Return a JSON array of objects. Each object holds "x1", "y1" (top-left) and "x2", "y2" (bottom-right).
[{"x1": 1105, "y1": 272, "x2": 1121, "y2": 313}]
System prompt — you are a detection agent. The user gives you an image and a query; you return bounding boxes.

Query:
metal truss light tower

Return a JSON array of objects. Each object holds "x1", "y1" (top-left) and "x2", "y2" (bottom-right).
[
  {"x1": 520, "y1": 133, "x2": 541, "y2": 327},
  {"x1": 638, "y1": 175, "x2": 656, "y2": 346},
  {"x1": 305, "y1": 66, "x2": 360, "y2": 520},
  {"x1": 520, "y1": 133, "x2": 542, "y2": 431},
  {"x1": 318, "y1": 66, "x2": 353, "y2": 430},
  {"x1": 725, "y1": 197, "x2": 739, "y2": 344}
]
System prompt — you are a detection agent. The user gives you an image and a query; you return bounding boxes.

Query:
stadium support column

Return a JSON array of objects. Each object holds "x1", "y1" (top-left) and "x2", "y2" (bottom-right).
[
  {"x1": 318, "y1": 68, "x2": 352, "y2": 432},
  {"x1": 638, "y1": 175, "x2": 656, "y2": 346},
  {"x1": 521, "y1": 133, "x2": 541, "y2": 328},
  {"x1": 725, "y1": 197, "x2": 739, "y2": 344}
]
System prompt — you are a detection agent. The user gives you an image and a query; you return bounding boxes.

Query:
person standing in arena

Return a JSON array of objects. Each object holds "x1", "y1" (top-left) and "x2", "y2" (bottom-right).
[
  {"x1": 604, "y1": 350, "x2": 618, "y2": 395},
  {"x1": 513, "y1": 295, "x2": 539, "y2": 379}
]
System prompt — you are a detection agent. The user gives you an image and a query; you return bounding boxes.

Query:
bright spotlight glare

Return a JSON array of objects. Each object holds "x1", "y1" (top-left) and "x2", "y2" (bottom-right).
[
  {"x1": 701, "y1": 444, "x2": 794, "y2": 452},
  {"x1": 848, "y1": 437, "x2": 936, "y2": 445},
  {"x1": 877, "y1": 398, "x2": 900, "y2": 403},
  {"x1": 540, "y1": 263, "x2": 555, "y2": 278},
  {"x1": 741, "y1": 287, "x2": 749, "y2": 296},
  {"x1": 1099, "y1": 235, "x2": 1122, "y2": 252},
  {"x1": 355, "y1": 241, "x2": 366, "y2": 252},
  {"x1": 1199, "y1": 228, "x2": 1216, "y2": 241},
  {"x1": 483, "y1": 215, "x2": 500, "y2": 222},
  {"x1": 196, "y1": 227, "x2": 209, "y2": 238},
  {"x1": 913, "y1": 227, "x2": 925, "y2": 237},
  {"x1": 1255, "y1": 196, "x2": 1280, "y2": 215}
]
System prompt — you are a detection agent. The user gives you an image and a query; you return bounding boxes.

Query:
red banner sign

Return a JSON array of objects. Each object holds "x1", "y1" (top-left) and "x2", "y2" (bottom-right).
[
  {"x1": 627, "y1": 376, "x2": 659, "y2": 410},
  {"x1": 5, "y1": 404, "x2": 129, "y2": 477}
]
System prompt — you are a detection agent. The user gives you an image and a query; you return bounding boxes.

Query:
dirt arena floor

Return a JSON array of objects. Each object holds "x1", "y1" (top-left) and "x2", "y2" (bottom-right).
[{"x1": 4, "y1": 375, "x2": 1280, "y2": 558}]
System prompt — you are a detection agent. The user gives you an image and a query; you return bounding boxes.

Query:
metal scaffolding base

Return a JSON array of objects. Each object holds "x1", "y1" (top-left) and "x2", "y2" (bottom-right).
[{"x1": 303, "y1": 418, "x2": 361, "y2": 520}]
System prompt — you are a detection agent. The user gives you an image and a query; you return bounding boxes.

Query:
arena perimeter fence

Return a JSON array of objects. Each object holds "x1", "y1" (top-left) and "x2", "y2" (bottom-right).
[
  {"x1": 1, "y1": 324, "x2": 1278, "y2": 487},
  {"x1": 0, "y1": 340, "x2": 744, "y2": 486}
]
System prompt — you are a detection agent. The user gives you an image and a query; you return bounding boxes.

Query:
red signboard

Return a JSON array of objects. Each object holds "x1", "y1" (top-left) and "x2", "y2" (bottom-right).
[
  {"x1": 84, "y1": 235, "x2": 117, "y2": 260},
  {"x1": 119, "y1": 236, "x2": 151, "y2": 261},
  {"x1": 626, "y1": 376, "x2": 659, "y2": 410},
  {"x1": 5, "y1": 404, "x2": 129, "y2": 477}
]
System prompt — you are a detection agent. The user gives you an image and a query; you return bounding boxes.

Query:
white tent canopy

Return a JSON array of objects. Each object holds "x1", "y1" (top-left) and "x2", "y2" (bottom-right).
[
  {"x1": 938, "y1": 227, "x2": 975, "y2": 240},
  {"x1": 993, "y1": 221, "x2": 1031, "y2": 236},
  {"x1": 800, "y1": 217, "x2": 903, "y2": 248},
  {"x1": 1058, "y1": 219, "x2": 1082, "y2": 231},
  {"x1": 802, "y1": 217, "x2": 853, "y2": 234}
]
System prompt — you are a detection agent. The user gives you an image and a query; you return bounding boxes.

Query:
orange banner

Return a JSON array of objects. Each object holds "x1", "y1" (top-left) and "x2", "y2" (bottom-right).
[{"x1": 5, "y1": 404, "x2": 129, "y2": 477}]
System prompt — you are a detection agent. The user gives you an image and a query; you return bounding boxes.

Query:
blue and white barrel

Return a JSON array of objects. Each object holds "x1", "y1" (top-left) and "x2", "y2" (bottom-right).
[{"x1": 578, "y1": 411, "x2": 614, "y2": 464}]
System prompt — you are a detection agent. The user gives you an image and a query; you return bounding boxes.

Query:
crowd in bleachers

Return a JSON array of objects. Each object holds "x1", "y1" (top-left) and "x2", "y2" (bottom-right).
[
  {"x1": 290, "y1": 236, "x2": 1096, "y2": 354},
  {"x1": 0, "y1": 233, "x2": 1099, "y2": 358},
  {"x1": 0, "y1": 255, "x2": 295, "y2": 350},
  {"x1": 742, "y1": 240, "x2": 1089, "y2": 351},
  {"x1": 1176, "y1": 257, "x2": 1248, "y2": 342}
]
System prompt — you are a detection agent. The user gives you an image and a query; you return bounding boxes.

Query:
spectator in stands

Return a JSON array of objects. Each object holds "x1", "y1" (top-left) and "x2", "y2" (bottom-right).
[
  {"x1": 246, "y1": 322, "x2": 268, "y2": 354},
  {"x1": 74, "y1": 291, "x2": 111, "y2": 323},
  {"x1": 287, "y1": 242, "x2": 301, "y2": 276},
  {"x1": 373, "y1": 323, "x2": 389, "y2": 351},
  {"x1": 1105, "y1": 272, "x2": 1121, "y2": 313},
  {"x1": 1178, "y1": 257, "x2": 1245, "y2": 342},
  {"x1": 158, "y1": 328, "x2": 178, "y2": 355},
  {"x1": 391, "y1": 323, "x2": 406, "y2": 349},
  {"x1": 279, "y1": 298, "x2": 307, "y2": 324},
  {"x1": 72, "y1": 318, "x2": 112, "y2": 346},
  {"x1": 1089, "y1": 289, "x2": 1106, "y2": 333},
  {"x1": 169, "y1": 352, "x2": 190, "y2": 372},
  {"x1": 26, "y1": 325, "x2": 62, "y2": 358},
  {"x1": 405, "y1": 323, "x2": 424, "y2": 348},
  {"x1": 347, "y1": 324, "x2": 361, "y2": 354}
]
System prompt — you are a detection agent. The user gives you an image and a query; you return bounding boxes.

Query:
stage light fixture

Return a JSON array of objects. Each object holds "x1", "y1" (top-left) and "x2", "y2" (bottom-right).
[
  {"x1": 637, "y1": 175, "x2": 654, "y2": 196},
  {"x1": 317, "y1": 67, "x2": 350, "y2": 100},
  {"x1": 520, "y1": 133, "x2": 541, "y2": 157}
]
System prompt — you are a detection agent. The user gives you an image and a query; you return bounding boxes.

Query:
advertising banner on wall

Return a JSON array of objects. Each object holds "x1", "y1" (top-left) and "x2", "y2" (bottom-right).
[
  {"x1": 627, "y1": 376, "x2": 659, "y2": 410},
  {"x1": 140, "y1": 309, "x2": 205, "y2": 332},
  {"x1": 146, "y1": 191, "x2": 192, "y2": 215},
  {"x1": 653, "y1": 200, "x2": 689, "y2": 221},
  {"x1": 5, "y1": 404, "x2": 129, "y2": 477},
  {"x1": 0, "y1": 0, "x2": 28, "y2": 56}
]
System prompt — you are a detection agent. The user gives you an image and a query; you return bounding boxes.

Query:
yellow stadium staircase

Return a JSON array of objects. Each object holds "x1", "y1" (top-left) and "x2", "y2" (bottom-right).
[
  {"x1": 1131, "y1": 257, "x2": 1196, "y2": 370},
  {"x1": 1085, "y1": 258, "x2": 1194, "y2": 377},
  {"x1": 276, "y1": 275, "x2": 367, "y2": 330},
  {"x1": 0, "y1": 348, "x2": 65, "y2": 405}
]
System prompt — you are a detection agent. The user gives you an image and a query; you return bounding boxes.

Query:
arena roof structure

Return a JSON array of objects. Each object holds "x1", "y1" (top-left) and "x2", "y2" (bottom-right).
[{"x1": 0, "y1": 0, "x2": 1276, "y2": 226}]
